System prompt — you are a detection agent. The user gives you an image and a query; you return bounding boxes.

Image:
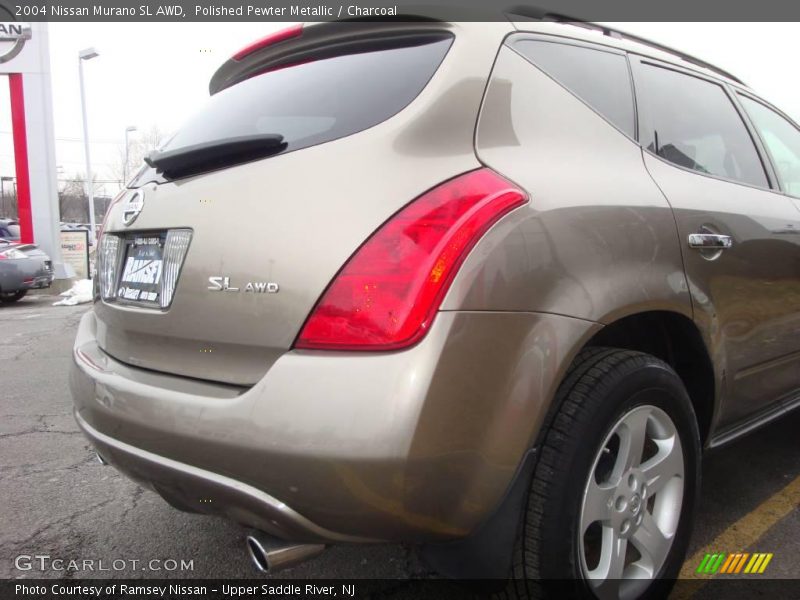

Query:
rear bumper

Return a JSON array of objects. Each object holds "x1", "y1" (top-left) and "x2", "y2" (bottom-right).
[
  {"x1": 0, "y1": 263, "x2": 53, "y2": 291},
  {"x1": 70, "y1": 308, "x2": 598, "y2": 543},
  {"x1": 75, "y1": 411, "x2": 365, "y2": 542},
  {"x1": 24, "y1": 273, "x2": 54, "y2": 289}
]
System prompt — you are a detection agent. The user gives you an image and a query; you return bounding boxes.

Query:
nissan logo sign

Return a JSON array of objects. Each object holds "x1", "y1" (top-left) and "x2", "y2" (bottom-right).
[
  {"x1": 0, "y1": 22, "x2": 31, "y2": 63},
  {"x1": 122, "y1": 190, "x2": 145, "y2": 226}
]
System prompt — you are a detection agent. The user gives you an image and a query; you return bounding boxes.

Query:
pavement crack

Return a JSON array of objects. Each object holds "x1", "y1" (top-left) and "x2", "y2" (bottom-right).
[
  {"x1": 0, "y1": 429, "x2": 81, "y2": 440},
  {"x1": 6, "y1": 497, "x2": 117, "y2": 548},
  {"x1": 121, "y1": 486, "x2": 148, "y2": 520}
]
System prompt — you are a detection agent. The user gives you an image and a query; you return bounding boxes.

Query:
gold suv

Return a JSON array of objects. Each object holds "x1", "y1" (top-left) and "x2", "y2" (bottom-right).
[{"x1": 71, "y1": 18, "x2": 800, "y2": 599}]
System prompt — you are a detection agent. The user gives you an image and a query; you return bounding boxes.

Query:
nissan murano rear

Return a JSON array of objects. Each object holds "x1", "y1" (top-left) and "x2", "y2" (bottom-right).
[{"x1": 71, "y1": 17, "x2": 800, "y2": 599}]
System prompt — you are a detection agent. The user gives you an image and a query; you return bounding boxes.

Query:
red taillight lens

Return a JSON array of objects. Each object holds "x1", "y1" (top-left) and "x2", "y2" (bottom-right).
[
  {"x1": 232, "y1": 24, "x2": 303, "y2": 61},
  {"x1": 295, "y1": 168, "x2": 528, "y2": 351}
]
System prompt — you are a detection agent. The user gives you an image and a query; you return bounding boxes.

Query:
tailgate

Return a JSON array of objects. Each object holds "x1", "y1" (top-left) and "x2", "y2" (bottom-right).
[{"x1": 93, "y1": 22, "x2": 512, "y2": 385}]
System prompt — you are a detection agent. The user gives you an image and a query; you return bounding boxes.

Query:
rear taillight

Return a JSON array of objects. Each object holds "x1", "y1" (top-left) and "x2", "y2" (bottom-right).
[
  {"x1": 232, "y1": 24, "x2": 303, "y2": 61},
  {"x1": 295, "y1": 168, "x2": 527, "y2": 351}
]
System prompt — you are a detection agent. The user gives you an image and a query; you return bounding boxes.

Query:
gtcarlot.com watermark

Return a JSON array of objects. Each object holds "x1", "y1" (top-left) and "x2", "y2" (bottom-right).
[{"x1": 14, "y1": 554, "x2": 194, "y2": 573}]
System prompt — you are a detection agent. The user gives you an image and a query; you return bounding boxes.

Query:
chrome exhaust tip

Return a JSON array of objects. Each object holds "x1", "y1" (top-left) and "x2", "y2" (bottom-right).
[{"x1": 245, "y1": 531, "x2": 325, "y2": 573}]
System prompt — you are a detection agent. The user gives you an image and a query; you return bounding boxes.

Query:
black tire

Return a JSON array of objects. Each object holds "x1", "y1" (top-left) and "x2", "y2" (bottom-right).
[
  {"x1": 0, "y1": 289, "x2": 27, "y2": 303},
  {"x1": 504, "y1": 347, "x2": 701, "y2": 599}
]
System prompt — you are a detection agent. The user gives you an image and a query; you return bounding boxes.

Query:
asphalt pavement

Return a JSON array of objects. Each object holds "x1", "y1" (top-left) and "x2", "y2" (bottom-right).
[{"x1": 1, "y1": 295, "x2": 798, "y2": 587}]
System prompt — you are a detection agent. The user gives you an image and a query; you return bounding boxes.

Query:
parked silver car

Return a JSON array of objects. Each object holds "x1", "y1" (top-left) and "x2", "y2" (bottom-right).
[
  {"x1": 70, "y1": 18, "x2": 800, "y2": 598},
  {"x1": 0, "y1": 239, "x2": 54, "y2": 303}
]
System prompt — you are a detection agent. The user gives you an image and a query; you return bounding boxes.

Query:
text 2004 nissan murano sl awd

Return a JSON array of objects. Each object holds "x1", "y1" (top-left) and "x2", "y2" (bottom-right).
[{"x1": 70, "y1": 18, "x2": 800, "y2": 599}]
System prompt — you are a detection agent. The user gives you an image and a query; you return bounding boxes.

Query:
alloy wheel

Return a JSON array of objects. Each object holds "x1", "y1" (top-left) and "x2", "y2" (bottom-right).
[{"x1": 579, "y1": 404, "x2": 684, "y2": 599}]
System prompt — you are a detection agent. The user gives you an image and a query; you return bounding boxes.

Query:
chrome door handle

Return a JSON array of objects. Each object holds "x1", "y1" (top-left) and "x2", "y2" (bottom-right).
[{"x1": 688, "y1": 233, "x2": 733, "y2": 249}]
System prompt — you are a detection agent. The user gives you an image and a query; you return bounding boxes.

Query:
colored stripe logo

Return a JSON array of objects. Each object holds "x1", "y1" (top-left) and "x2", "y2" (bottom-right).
[{"x1": 696, "y1": 552, "x2": 773, "y2": 574}]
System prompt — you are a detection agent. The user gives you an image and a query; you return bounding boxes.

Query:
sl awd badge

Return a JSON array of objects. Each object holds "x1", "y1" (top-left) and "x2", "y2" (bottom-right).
[{"x1": 208, "y1": 276, "x2": 280, "y2": 294}]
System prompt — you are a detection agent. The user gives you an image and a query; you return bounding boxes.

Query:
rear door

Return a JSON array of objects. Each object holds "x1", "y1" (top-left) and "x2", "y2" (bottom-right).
[{"x1": 632, "y1": 57, "x2": 800, "y2": 431}]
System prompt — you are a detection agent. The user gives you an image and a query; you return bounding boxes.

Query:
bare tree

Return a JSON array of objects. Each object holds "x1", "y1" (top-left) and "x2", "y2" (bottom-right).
[
  {"x1": 113, "y1": 124, "x2": 169, "y2": 185},
  {"x1": 0, "y1": 187, "x2": 17, "y2": 219},
  {"x1": 59, "y1": 173, "x2": 105, "y2": 223}
]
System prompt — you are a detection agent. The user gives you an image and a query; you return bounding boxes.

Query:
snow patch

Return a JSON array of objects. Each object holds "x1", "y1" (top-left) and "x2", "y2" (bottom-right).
[{"x1": 53, "y1": 279, "x2": 94, "y2": 306}]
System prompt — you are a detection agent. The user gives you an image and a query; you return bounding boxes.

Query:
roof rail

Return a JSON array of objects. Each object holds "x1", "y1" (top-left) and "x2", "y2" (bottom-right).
[{"x1": 506, "y1": 6, "x2": 746, "y2": 85}]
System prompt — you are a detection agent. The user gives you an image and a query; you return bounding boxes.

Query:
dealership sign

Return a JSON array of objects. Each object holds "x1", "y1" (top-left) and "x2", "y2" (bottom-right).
[
  {"x1": 60, "y1": 230, "x2": 91, "y2": 280},
  {"x1": 0, "y1": 22, "x2": 31, "y2": 63}
]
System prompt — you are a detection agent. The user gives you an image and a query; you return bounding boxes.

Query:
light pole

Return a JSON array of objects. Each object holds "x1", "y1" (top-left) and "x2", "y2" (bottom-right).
[
  {"x1": 124, "y1": 125, "x2": 137, "y2": 184},
  {"x1": 79, "y1": 46, "x2": 99, "y2": 243}
]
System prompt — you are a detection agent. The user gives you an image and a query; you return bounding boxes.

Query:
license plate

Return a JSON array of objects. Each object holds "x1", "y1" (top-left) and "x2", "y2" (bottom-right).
[{"x1": 118, "y1": 235, "x2": 164, "y2": 304}]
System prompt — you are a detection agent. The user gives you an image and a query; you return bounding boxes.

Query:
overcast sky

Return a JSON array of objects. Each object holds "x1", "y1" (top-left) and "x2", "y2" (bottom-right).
[{"x1": 1, "y1": 22, "x2": 799, "y2": 198}]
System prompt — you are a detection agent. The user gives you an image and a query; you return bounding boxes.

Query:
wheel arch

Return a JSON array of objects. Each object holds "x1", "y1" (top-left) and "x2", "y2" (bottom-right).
[
  {"x1": 585, "y1": 310, "x2": 716, "y2": 446},
  {"x1": 419, "y1": 310, "x2": 714, "y2": 581}
]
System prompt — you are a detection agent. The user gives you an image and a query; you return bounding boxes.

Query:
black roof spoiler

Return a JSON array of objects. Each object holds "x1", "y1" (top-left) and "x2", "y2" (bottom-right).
[{"x1": 209, "y1": 20, "x2": 452, "y2": 95}]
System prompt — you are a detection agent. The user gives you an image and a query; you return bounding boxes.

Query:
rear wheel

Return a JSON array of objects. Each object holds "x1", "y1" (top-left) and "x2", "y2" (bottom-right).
[
  {"x1": 0, "y1": 289, "x2": 27, "y2": 303},
  {"x1": 506, "y1": 348, "x2": 701, "y2": 599}
]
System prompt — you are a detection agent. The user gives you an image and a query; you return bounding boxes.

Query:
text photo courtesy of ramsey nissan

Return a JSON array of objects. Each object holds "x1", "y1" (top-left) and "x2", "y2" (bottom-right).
[{"x1": 0, "y1": 1, "x2": 798, "y2": 599}]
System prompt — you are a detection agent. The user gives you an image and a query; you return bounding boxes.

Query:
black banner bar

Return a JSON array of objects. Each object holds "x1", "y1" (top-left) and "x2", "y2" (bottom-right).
[
  {"x1": 3, "y1": 579, "x2": 800, "y2": 600},
  {"x1": 2, "y1": 0, "x2": 800, "y2": 22}
]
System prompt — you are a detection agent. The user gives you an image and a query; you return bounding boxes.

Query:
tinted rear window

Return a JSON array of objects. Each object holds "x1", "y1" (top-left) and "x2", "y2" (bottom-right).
[
  {"x1": 141, "y1": 35, "x2": 452, "y2": 181},
  {"x1": 513, "y1": 39, "x2": 636, "y2": 138}
]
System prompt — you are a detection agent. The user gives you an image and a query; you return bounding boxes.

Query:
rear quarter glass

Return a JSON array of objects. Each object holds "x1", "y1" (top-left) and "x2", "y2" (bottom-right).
[{"x1": 133, "y1": 34, "x2": 454, "y2": 185}]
